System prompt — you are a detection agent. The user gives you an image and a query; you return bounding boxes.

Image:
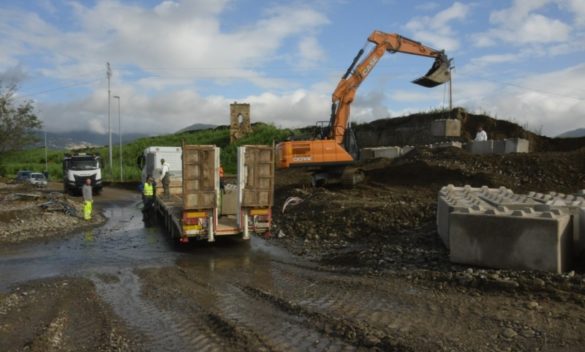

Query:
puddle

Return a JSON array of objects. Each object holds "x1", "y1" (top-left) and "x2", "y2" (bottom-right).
[
  {"x1": 0, "y1": 199, "x2": 299, "y2": 292},
  {"x1": 0, "y1": 202, "x2": 178, "y2": 291}
]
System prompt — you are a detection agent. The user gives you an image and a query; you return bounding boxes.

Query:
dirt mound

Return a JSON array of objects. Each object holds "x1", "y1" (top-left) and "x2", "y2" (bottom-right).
[
  {"x1": 272, "y1": 147, "x2": 585, "y2": 268},
  {"x1": 354, "y1": 108, "x2": 585, "y2": 152},
  {"x1": 391, "y1": 146, "x2": 585, "y2": 193}
]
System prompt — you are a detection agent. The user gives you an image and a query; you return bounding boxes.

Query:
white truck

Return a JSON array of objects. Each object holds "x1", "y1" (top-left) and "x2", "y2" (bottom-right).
[
  {"x1": 63, "y1": 153, "x2": 103, "y2": 194},
  {"x1": 137, "y1": 146, "x2": 182, "y2": 183},
  {"x1": 139, "y1": 145, "x2": 274, "y2": 243}
]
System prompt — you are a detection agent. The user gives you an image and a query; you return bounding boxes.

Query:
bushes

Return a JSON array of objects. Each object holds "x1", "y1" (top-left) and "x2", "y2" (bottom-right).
[{"x1": 1, "y1": 123, "x2": 298, "y2": 181}]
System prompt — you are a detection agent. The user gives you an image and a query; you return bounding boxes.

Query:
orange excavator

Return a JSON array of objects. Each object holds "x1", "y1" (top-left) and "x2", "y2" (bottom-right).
[{"x1": 276, "y1": 30, "x2": 451, "y2": 186}]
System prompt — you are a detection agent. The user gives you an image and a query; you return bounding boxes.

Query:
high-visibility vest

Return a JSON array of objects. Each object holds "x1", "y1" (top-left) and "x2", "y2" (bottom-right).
[
  {"x1": 219, "y1": 166, "x2": 224, "y2": 177},
  {"x1": 143, "y1": 183, "x2": 154, "y2": 196}
]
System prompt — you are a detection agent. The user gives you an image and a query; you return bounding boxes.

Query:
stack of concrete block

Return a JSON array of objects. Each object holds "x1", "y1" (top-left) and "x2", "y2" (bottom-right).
[
  {"x1": 469, "y1": 140, "x2": 494, "y2": 155},
  {"x1": 469, "y1": 138, "x2": 529, "y2": 155},
  {"x1": 401, "y1": 145, "x2": 415, "y2": 155},
  {"x1": 431, "y1": 119, "x2": 461, "y2": 137},
  {"x1": 493, "y1": 140, "x2": 507, "y2": 154},
  {"x1": 528, "y1": 191, "x2": 585, "y2": 255},
  {"x1": 430, "y1": 141, "x2": 463, "y2": 149},
  {"x1": 449, "y1": 206, "x2": 572, "y2": 273},
  {"x1": 437, "y1": 185, "x2": 584, "y2": 273},
  {"x1": 436, "y1": 185, "x2": 492, "y2": 247},
  {"x1": 505, "y1": 138, "x2": 530, "y2": 153},
  {"x1": 360, "y1": 146, "x2": 402, "y2": 160}
]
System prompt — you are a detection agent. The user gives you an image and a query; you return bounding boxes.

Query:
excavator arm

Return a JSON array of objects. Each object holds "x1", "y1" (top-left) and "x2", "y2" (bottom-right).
[
  {"x1": 276, "y1": 30, "x2": 450, "y2": 186},
  {"x1": 328, "y1": 31, "x2": 451, "y2": 144}
]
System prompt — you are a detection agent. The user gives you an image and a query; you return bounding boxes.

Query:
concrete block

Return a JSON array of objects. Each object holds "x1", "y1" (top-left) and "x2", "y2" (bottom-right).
[
  {"x1": 469, "y1": 140, "x2": 494, "y2": 155},
  {"x1": 431, "y1": 119, "x2": 461, "y2": 137},
  {"x1": 449, "y1": 209, "x2": 572, "y2": 273},
  {"x1": 437, "y1": 185, "x2": 491, "y2": 248},
  {"x1": 401, "y1": 145, "x2": 415, "y2": 155},
  {"x1": 542, "y1": 198, "x2": 585, "y2": 256},
  {"x1": 505, "y1": 138, "x2": 529, "y2": 153},
  {"x1": 493, "y1": 140, "x2": 506, "y2": 154},
  {"x1": 360, "y1": 146, "x2": 402, "y2": 160},
  {"x1": 221, "y1": 189, "x2": 238, "y2": 215},
  {"x1": 430, "y1": 141, "x2": 462, "y2": 149}
]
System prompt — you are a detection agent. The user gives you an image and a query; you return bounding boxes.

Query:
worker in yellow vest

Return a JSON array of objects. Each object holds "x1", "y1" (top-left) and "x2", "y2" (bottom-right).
[
  {"x1": 142, "y1": 176, "x2": 155, "y2": 223},
  {"x1": 82, "y1": 178, "x2": 93, "y2": 220}
]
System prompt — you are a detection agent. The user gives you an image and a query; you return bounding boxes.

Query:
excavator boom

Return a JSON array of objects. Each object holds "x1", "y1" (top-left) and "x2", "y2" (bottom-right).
[
  {"x1": 276, "y1": 30, "x2": 451, "y2": 186},
  {"x1": 329, "y1": 31, "x2": 451, "y2": 144}
]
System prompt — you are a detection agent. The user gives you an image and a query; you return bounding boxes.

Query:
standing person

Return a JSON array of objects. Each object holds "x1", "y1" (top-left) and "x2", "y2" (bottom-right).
[
  {"x1": 82, "y1": 178, "x2": 93, "y2": 221},
  {"x1": 219, "y1": 164, "x2": 225, "y2": 192},
  {"x1": 142, "y1": 175, "x2": 155, "y2": 223},
  {"x1": 475, "y1": 126, "x2": 488, "y2": 141},
  {"x1": 161, "y1": 158, "x2": 170, "y2": 199}
]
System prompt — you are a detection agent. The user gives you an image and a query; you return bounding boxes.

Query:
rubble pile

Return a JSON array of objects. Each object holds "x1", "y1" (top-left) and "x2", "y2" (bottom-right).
[
  {"x1": 272, "y1": 146, "x2": 585, "y2": 274},
  {"x1": 0, "y1": 183, "x2": 105, "y2": 244}
]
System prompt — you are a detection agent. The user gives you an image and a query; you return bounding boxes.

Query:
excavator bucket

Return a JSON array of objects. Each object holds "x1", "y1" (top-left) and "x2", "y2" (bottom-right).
[{"x1": 412, "y1": 55, "x2": 451, "y2": 88}]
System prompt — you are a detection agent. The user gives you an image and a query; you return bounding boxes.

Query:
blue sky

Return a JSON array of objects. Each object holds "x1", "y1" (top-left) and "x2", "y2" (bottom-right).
[{"x1": 1, "y1": 0, "x2": 584, "y2": 136}]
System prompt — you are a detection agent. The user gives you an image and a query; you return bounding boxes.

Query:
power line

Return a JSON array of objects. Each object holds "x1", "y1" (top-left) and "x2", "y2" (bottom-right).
[{"x1": 20, "y1": 78, "x2": 103, "y2": 97}]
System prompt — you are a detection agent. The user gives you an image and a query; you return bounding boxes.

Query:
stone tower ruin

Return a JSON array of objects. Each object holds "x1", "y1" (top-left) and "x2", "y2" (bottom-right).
[{"x1": 230, "y1": 102, "x2": 252, "y2": 143}]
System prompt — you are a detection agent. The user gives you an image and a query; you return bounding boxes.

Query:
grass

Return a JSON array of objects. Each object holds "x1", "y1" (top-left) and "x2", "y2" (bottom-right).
[{"x1": 0, "y1": 123, "x2": 298, "y2": 181}]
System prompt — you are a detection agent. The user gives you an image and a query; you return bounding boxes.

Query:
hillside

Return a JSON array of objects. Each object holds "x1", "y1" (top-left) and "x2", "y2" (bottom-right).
[
  {"x1": 3, "y1": 110, "x2": 585, "y2": 181},
  {"x1": 176, "y1": 123, "x2": 217, "y2": 134},
  {"x1": 558, "y1": 128, "x2": 585, "y2": 138},
  {"x1": 1, "y1": 123, "x2": 295, "y2": 180},
  {"x1": 32, "y1": 130, "x2": 149, "y2": 150},
  {"x1": 354, "y1": 108, "x2": 585, "y2": 152}
]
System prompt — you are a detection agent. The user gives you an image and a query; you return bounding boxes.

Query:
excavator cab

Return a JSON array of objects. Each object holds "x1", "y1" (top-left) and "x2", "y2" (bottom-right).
[{"x1": 412, "y1": 54, "x2": 451, "y2": 88}]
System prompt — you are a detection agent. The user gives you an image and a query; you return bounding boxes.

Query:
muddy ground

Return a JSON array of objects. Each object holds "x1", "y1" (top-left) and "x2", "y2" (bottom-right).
[
  {"x1": 0, "y1": 180, "x2": 106, "y2": 244},
  {"x1": 1, "y1": 145, "x2": 585, "y2": 351}
]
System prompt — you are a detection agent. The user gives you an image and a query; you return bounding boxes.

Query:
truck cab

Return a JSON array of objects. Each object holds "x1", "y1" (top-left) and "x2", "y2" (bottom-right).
[
  {"x1": 137, "y1": 146, "x2": 182, "y2": 184},
  {"x1": 63, "y1": 153, "x2": 103, "y2": 194}
]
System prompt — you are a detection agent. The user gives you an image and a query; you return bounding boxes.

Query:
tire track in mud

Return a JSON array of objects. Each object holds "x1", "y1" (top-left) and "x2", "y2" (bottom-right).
[
  {"x1": 244, "y1": 261, "x2": 464, "y2": 350},
  {"x1": 92, "y1": 269, "x2": 227, "y2": 352},
  {"x1": 246, "y1": 261, "x2": 554, "y2": 351},
  {"x1": 209, "y1": 282, "x2": 356, "y2": 352},
  {"x1": 139, "y1": 264, "x2": 358, "y2": 351}
]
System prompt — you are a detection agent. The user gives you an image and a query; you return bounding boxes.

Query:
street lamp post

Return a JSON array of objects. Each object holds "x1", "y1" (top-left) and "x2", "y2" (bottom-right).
[
  {"x1": 113, "y1": 95, "x2": 122, "y2": 181},
  {"x1": 107, "y1": 63, "x2": 112, "y2": 180}
]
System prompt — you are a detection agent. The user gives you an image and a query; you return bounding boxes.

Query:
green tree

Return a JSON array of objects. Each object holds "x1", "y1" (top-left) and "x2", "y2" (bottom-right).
[{"x1": 0, "y1": 81, "x2": 42, "y2": 153}]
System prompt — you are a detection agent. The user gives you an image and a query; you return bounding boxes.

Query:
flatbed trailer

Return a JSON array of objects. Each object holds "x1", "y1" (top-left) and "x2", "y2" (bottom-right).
[{"x1": 152, "y1": 145, "x2": 274, "y2": 243}]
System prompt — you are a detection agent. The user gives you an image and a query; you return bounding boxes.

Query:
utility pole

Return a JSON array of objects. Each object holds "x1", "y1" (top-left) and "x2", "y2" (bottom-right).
[
  {"x1": 107, "y1": 62, "x2": 113, "y2": 180},
  {"x1": 113, "y1": 95, "x2": 122, "y2": 181},
  {"x1": 448, "y1": 61, "x2": 454, "y2": 119},
  {"x1": 44, "y1": 130, "x2": 48, "y2": 173}
]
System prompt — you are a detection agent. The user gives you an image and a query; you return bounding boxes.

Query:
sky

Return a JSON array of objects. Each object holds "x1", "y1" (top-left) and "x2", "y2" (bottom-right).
[{"x1": 1, "y1": 0, "x2": 584, "y2": 137}]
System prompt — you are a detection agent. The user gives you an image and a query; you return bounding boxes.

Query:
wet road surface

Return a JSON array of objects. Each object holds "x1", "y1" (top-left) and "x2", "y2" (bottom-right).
[{"x1": 2, "y1": 194, "x2": 585, "y2": 351}]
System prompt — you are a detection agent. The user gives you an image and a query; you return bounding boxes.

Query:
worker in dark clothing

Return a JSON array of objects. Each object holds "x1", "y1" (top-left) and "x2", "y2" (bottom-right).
[{"x1": 161, "y1": 158, "x2": 170, "y2": 199}]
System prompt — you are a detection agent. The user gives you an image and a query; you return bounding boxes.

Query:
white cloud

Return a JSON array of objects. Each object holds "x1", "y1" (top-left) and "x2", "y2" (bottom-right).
[
  {"x1": 1, "y1": 1, "x2": 329, "y2": 87},
  {"x1": 456, "y1": 64, "x2": 585, "y2": 136},
  {"x1": 296, "y1": 37, "x2": 327, "y2": 69},
  {"x1": 558, "y1": 0, "x2": 585, "y2": 26},
  {"x1": 0, "y1": 1, "x2": 335, "y2": 133},
  {"x1": 474, "y1": 0, "x2": 571, "y2": 47},
  {"x1": 405, "y1": 2, "x2": 470, "y2": 51},
  {"x1": 458, "y1": 53, "x2": 522, "y2": 75}
]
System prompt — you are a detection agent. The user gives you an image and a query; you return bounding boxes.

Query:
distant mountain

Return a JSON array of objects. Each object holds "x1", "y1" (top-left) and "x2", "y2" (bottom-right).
[
  {"x1": 33, "y1": 130, "x2": 149, "y2": 150},
  {"x1": 177, "y1": 123, "x2": 216, "y2": 133},
  {"x1": 557, "y1": 128, "x2": 585, "y2": 138}
]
